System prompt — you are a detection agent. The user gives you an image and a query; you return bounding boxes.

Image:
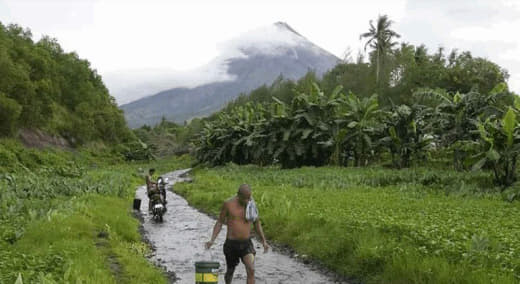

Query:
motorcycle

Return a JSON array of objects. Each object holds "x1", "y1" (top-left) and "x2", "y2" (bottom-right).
[
  {"x1": 149, "y1": 189, "x2": 164, "y2": 222},
  {"x1": 157, "y1": 176, "x2": 169, "y2": 205},
  {"x1": 150, "y1": 177, "x2": 169, "y2": 222},
  {"x1": 151, "y1": 196, "x2": 165, "y2": 222}
]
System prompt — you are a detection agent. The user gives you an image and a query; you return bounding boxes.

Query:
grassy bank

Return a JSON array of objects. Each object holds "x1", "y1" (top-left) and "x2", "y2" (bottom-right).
[
  {"x1": 175, "y1": 164, "x2": 520, "y2": 283},
  {"x1": 0, "y1": 140, "x2": 191, "y2": 283}
]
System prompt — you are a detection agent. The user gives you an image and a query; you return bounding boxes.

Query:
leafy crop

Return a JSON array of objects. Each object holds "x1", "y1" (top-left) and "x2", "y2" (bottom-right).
[{"x1": 175, "y1": 165, "x2": 520, "y2": 283}]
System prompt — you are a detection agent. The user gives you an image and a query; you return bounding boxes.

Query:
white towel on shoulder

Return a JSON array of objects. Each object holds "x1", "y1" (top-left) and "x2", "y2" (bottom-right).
[{"x1": 245, "y1": 198, "x2": 259, "y2": 222}]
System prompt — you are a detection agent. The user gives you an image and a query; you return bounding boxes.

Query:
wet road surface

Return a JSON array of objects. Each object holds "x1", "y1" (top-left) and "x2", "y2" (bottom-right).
[{"x1": 136, "y1": 169, "x2": 347, "y2": 284}]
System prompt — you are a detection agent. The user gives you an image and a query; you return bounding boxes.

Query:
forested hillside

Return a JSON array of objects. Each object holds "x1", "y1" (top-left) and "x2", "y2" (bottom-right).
[{"x1": 0, "y1": 22, "x2": 132, "y2": 144}]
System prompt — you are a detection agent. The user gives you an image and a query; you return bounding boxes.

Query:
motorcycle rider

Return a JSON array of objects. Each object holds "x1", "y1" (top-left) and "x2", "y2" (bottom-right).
[{"x1": 146, "y1": 168, "x2": 157, "y2": 212}]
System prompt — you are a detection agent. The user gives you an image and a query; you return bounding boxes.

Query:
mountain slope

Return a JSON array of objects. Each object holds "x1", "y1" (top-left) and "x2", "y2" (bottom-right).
[{"x1": 121, "y1": 22, "x2": 340, "y2": 127}]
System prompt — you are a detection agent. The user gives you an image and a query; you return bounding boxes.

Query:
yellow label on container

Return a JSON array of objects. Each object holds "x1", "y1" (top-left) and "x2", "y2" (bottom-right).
[
  {"x1": 204, "y1": 273, "x2": 218, "y2": 282},
  {"x1": 195, "y1": 273, "x2": 218, "y2": 282}
]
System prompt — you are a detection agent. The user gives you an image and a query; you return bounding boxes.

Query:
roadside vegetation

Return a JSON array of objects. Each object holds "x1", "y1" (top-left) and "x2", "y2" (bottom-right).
[
  {"x1": 0, "y1": 20, "x2": 188, "y2": 283},
  {"x1": 0, "y1": 140, "x2": 191, "y2": 283}
]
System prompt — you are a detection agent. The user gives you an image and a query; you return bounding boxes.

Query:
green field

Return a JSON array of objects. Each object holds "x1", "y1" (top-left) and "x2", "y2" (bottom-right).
[
  {"x1": 0, "y1": 140, "x2": 191, "y2": 283},
  {"x1": 175, "y1": 164, "x2": 520, "y2": 283}
]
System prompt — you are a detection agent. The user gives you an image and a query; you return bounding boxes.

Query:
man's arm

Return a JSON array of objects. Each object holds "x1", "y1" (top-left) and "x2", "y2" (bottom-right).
[
  {"x1": 205, "y1": 202, "x2": 227, "y2": 249},
  {"x1": 254, "y1": 219, "x2": 269, "y2": 253}
]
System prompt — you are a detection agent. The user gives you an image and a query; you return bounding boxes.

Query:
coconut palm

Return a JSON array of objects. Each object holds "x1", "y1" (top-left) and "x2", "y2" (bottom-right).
[{"x1": 360, "y1": 15, "x2": 401, "y2": 87}]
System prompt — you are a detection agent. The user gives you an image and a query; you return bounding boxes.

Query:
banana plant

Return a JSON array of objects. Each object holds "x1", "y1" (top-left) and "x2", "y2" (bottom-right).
[
  {"x1": 380, "y1": 104, "x2": 433, "y2": 168},
  {"x1": 325, "y1": 125, "x2": 348, "y2": 166},
  {"x1": 269, "y1": 83, "x2": 341, "y2": 168},
  {"x1": 195, "y1": 83, "x2": 346, "y2": 168},
  {"x1": 230, "y1": 103, "x2": 269, "y2": 164},
  {"x1": 335, "y1": 92, "x2": 382, "y2": 166},
  {"x1": 416, "y1": 84, "x2": 511, "y2": 170},
  {"x1": 472, "y1": 107, "x2": 520, "y2": 187}
]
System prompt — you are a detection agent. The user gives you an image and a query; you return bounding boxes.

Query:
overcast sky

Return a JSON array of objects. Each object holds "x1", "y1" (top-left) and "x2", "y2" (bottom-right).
[{"x1": 1, "y1": 0, "x2": 519, "y2": 102}]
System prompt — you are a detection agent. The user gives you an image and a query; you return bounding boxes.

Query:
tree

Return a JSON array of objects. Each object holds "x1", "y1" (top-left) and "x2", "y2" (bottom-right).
[
  {"x1": 360, "y1": 15, "x2": 401, "y2": 89},
  {"x1": 445, "y1": 51, "x2": 508, "y2": 94},
  {"x1": 0, "y1": 93, "x2": 22, "y2": 136},
  {"x1": 0, "y1": 21, "x2": 133, "y2": 144},
  {"x1": 321, "y1": 62, "x2": 374, "y2": 99}
]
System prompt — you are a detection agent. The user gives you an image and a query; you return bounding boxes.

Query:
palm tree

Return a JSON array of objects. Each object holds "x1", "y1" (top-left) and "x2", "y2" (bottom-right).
[{"x1": 360, "y1": 15, "x2": 401, "y2": 88}]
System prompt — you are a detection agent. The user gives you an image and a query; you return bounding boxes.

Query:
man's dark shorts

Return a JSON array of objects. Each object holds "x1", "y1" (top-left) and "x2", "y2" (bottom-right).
[{"x1": 223, "y1": 238, "x2": 256, "y2": 269}]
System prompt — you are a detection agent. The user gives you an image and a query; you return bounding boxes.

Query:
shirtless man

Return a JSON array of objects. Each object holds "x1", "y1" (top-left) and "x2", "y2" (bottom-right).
[{"x1": 205, "y1": 184, "x2": 269, "y2": 284}]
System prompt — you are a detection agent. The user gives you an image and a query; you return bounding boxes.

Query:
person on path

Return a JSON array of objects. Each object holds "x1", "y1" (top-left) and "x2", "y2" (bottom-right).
[
  {"x1": 205, "y1": 184, "x2": 269, "y2": 284},
  {"x1": 145, "y1": 168, "x2": 157, "y2": 212}
]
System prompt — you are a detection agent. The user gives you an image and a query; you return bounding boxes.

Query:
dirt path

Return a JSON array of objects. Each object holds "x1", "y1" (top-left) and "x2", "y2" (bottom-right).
[{"x1": 136, "y1": 169, "x2": 347, "y2": 283}]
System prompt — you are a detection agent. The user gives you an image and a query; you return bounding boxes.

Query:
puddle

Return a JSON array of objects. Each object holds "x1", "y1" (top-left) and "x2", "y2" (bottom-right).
[{"x1": 136, "y1": 169, "x2": 348, "y2": 283}]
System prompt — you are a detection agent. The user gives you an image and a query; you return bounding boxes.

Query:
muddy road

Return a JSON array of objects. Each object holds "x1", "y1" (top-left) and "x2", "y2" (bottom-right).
[{"x1": 136, "y1": 169, "x2": 347, "y2": 284}]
